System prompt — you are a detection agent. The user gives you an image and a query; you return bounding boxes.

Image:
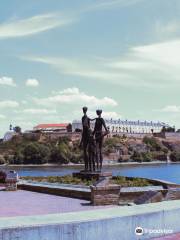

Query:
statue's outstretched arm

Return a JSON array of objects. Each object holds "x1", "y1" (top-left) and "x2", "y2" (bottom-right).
[{"x1": 90, "y1": 118, "x2": 96, "y2": 121}]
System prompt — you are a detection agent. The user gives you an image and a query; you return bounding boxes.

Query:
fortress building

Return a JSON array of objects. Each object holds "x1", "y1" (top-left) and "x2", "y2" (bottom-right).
[
  {"x1": 72, "y1": 119, "x2": 170, "y2": 134},
  {"x1": 33, "y1": 123, "x2": 72, "y2": 133}
]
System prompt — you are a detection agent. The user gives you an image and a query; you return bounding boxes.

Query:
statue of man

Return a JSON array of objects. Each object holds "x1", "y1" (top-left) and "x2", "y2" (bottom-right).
[
  {"x1": 80, "y1": 106, "x2": 90, "y2": 171},
  {"x1": 93, "y1": 109, "x2": 109, "y2": 171}
]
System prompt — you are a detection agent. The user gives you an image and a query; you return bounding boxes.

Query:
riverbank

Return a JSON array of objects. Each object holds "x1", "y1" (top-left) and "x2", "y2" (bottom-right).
[{"x1": 1, "y1": 160, "x2": 180, "y2": 168}]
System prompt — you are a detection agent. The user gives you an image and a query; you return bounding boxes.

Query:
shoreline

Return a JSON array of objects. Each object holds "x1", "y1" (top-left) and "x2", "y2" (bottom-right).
[{"x1": 1, "y1": 160, "x2": 180, "y2": 168}]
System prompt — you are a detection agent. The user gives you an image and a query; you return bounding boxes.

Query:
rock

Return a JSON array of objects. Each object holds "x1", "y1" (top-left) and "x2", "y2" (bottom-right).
[
  {"x1": 164, "y1": 188, "x2": 180, "y2": 201},
  {"x1": 134, "y1": 191, "x2": 163, "y2": 205}
]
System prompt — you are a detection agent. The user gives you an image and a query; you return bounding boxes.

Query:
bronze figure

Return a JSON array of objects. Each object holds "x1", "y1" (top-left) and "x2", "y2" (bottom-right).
[
  {"x1": 93, "y1": 109, "x2": 109, "y2": 171},
  {"x1": 80, "y1": 106, "x2": 91, "y2": 171}
]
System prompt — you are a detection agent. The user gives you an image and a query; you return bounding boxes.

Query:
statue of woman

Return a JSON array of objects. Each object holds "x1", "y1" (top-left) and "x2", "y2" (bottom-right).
[{"x1": 93, "y1": 109, "x2": 109, "y2": 171}]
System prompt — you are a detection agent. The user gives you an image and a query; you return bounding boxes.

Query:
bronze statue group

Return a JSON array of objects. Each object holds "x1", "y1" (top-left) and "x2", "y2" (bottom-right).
[{"x1": 80, "y1": 107, "x2": 109, "y2": 172}]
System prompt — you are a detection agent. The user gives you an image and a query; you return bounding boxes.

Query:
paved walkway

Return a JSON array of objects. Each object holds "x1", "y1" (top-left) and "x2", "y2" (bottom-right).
[
  {"x1": 152, "y1": 233, "x2": 180, "y2": 239},
  {"x1": 0, "y1": 190, "x2": 112, "y2": 217}
]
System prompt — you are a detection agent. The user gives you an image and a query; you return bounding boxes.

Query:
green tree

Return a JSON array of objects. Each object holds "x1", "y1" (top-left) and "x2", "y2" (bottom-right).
[
  {"x1": 143, "y1": 136, "x2": 162, "y2": 151},
  {"x1": 50, "y1": 142, "x2": 71, "y2": 164},
  {"x1": 23, "y1": 142, "x2": 50, "y2": 164},
  {"x1": 14, "y1": 126, "x2": 22, "y2": 133},
  {"x1": 161, "y1": 126, "x2": 175, "y2": 133},
  {"x1": 131, "y1": 151, "x2": 143, "y2": 162},
  {"x1": 13, "y1": 150, "x2": 24, "y2": 164}
]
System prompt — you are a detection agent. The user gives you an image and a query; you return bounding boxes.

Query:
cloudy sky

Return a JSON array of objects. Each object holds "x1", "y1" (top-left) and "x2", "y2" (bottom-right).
[{"x1": 0, "y1": 0, "x2": 180, "y2": 136}]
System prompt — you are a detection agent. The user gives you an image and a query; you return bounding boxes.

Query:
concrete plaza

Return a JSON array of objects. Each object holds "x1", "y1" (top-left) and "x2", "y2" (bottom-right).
[
  {"x1": 0, "y1": 189, "x2": 112, "y2": 217},
  {"x1": 0, "y1": 188, "x2": 180, "y2": 239}
]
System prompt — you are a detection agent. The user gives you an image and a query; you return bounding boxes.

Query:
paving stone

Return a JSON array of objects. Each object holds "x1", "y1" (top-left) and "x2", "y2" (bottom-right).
[{"x1": 0, "y1": 190, "x2": 114, "y2": 217}]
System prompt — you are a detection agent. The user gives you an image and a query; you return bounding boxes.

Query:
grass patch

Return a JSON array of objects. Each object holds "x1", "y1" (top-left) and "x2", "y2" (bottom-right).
[
  {"x1": 21, "y1": 175, "x2": 94, "y2": 186},
  {"x1": 21, "y1": 175, "x2": 153, "y2": 187},
  {"x1": 111, "y1": 176, "x2": 152, "y2": 187}
]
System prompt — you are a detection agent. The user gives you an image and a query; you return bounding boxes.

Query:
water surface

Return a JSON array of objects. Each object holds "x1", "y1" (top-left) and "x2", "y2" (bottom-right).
[{"x1": 1, "y1": 163, "x2": 179, "y2": 184}]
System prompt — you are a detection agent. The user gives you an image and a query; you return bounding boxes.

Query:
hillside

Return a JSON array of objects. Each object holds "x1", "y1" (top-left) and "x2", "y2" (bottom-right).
[{"x1": 0, "y1": 134, "x2": 180, "y2": 165}]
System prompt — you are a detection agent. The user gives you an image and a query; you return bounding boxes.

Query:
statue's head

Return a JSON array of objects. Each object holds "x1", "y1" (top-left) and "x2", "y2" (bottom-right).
[
  {"x1": 82, "y1": 106, "x2": 88, "y2": 114},
  {"x1": 96, "y1": 109, "x2": 102, "y2": 116}
]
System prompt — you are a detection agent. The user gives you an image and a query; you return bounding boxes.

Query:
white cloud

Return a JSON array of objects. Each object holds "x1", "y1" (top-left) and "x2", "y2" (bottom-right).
[
  {"x1": 87, "y1": 110, "x2": 122, "y2": 119},
  {"x1": 0, "y1": 0, "x2": 145, "y2": 40},
  {"x1": 104, "y1": 39, "x2": 180, "y2": 87},
  {"x1": 0, "y1": 114, "x2": 6, "y2": 119},
  {"x1": 23, "y1": 55, "x2": 135, "y2": 86},
  {"x1": 34, "y1": 87, "x2": 118, "y2": 108},
  {"x1": 23, "y1": 108, "x2": 57, "y2": 114},
  {"x1": 21, "y1": 100, "x2": 28, "y2": 105},
  {"x1": 23, "y1": 38, "x2": 180, "y2": 88},
  {"x1": 26, "y1": 78, "x2": 39, "y2": 87},
  {"x1": 161, "y1": 105, "x2": 180, "y2": 113},
  {"x1": 0, "y1": 76, "x2": 16, "y2": 87},
  {"x1": 0, "y1": 100, "x2": 19, "y2": 108},
  {"x1": 0, "y1": 13, "x2": 74, "y2": 39},
  {"x1": 59, "y1": 87, "x2": 80, "y2": 95},
  {"x1": 155, "y1": 20, "x2": 180, "y2": 39},
  {"x1": 85, "y1": 0, "x2": 146, "y2": 12}
]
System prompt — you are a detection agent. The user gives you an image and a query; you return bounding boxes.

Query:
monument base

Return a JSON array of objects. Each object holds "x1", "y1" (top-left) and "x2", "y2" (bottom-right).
[
  {"x1": 91, "y1": 184, "x2": 121, "y2": 205},
  {"x1": 5, "y1": 182, "x2": 17, "y2": 191},
  {"x1": 90, "y1": 177, "x2": 121, "y2": 205},
  {"x1": 72, "y1": 171, "x2": 112, "y2": 181}
]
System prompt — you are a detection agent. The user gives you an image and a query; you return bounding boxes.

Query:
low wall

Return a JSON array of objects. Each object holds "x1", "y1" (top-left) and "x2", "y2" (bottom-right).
[
  {"x1": 18, "y1": 177, "x2": 180, "y2": 204},
  {"x1": 18, "y1": 182, "x2": 90, "y2": 200},
  {"x1": 0, "y1": 200, "x2": 180, "y2": 240}
]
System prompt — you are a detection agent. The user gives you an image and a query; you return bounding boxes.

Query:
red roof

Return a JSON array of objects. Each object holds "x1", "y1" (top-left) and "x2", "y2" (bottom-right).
[{"x1": 34, "y1": 123, "x2": 69, "y2": 129}]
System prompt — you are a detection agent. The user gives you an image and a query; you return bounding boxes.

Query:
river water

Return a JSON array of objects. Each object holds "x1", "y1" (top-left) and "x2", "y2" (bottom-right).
[{"x1": 1, "y1": 163, "x2": 180, "y2": 184}]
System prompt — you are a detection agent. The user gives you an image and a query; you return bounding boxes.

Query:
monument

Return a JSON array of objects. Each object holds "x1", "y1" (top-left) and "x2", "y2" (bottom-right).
[{"x1": 73, "y1": 107, "x2": 111, "y2": 180}]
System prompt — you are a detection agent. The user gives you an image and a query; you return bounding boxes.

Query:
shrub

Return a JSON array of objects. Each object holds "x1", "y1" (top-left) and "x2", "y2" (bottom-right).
[
  {"x1": 112, "y1": 176, "x2": 152, "y2": 187},
  {"x1": 131, "y1": 151, "x2": 143, "y2": 162},
  {"x1": 143, "y1": 137, "x2": 162, "y2": 151},
  {"x1": 170, "y1": 151, "x2": 180, "y2": 162},
  {"x1": 23, "y1": 142, "x2": 50, "y2": 164},
  {"x1": 50, "y1": 142, "x2": 71, "y2": 164},
  {"x1": 14, "y1": 126, "x2": 22, "y2": 133},
  {"x1": 131, "y1": 151, "x2": 153, "y2": 162},
  {"x1": 141, "y1": 152, "x2": 153, "y2": 162},
  {"x1": 21, "y1": 175, "x2": 94, "y2": 186},
  {"x1": 104, "y1": 137, "x2": 120, "y2": 148},
  {"x1": 5, "y1": 155, "x2": 15, "y2": 164},
  {"x1": 13, "y1": 151, "x2": 24, "y2": 164}
]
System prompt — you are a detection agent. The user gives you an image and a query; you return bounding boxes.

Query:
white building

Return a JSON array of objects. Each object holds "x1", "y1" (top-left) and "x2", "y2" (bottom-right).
[
  {"x1": 33, "y1": 123, "x2": 70, "y2": 132},
  {"x1": 3, "y1": 130, "x2": 17, "y2": 142},
  {"x1": 72, "y1": 119, "x2": 170, "y2": 134}
]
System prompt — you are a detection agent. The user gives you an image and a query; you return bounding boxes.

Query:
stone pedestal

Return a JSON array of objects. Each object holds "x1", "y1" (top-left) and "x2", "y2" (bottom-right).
[
  {"x1": 5, "y1": 170, "x2": 18, "y2": 191},
  {"x1": 5, "y1": 182, "x2": 17, "y2": 191},
  {"x1": 73, "y1": 171, "x2": 112, "y2": 181},
  {"x1": 90, "y1": 177, "x2": 121, "y2": 205},
  {"x1": 91, "y1": 184, "x2": 121, "y2": 205}
]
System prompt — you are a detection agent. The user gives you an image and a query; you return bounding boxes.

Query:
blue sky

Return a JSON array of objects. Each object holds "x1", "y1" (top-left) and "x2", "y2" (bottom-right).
[{"x1": 0, "y1": 0, "x2": 180, "y2": 136}]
